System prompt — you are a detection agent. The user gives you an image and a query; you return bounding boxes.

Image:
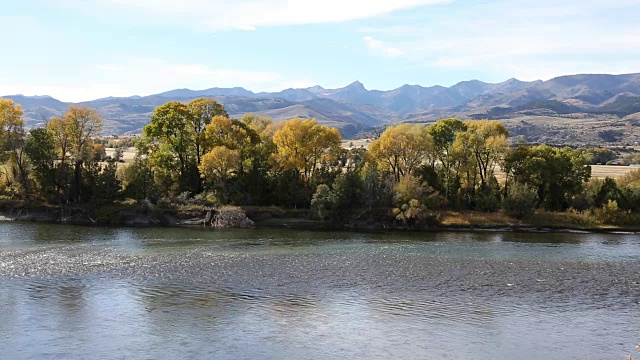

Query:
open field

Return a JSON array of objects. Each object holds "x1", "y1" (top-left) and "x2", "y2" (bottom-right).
[
  {"x1": 590, "y1": 165, "x2": 639, "y2": 178},
  {"x1": 105, "y1": 147, "x2": 136, "y2": 162},
  {"x1": 494, "y1": 165, "x2": 637, "y2": 182}
]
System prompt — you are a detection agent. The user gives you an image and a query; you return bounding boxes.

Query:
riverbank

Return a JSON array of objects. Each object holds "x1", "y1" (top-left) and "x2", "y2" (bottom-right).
[{"x1": 0, "y1": 200, "x2": 638, "y2": 234}]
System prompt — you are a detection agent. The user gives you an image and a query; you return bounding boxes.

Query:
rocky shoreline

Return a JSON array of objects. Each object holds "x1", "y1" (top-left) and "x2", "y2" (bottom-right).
[{"x1": 0, "y1": 203, "x2": 638, "y2": 235}]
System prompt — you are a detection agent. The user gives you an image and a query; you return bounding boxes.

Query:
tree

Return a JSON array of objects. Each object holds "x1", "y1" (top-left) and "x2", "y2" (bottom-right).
[
  {"x1": 331, "y1": 171, "x2": 364, "y2": 222},
  {"x1": 590, "y1": 177, "x2": 623, "y2": 208},
  {"x1": 362, "y1": 164, "x2": 394, "y2": 208},
  {"x1": 63, "y1": 106, "x2": 103, "y2": 202},
  {"x1": 368, "y1": 124, "x2": 433, "y2": 182},
  {"x1": 199, "y1": 146, "x2": 241, "y2": 192},
  {"x1": 502, "y1": 182, "x2": 538, "y2": 219},
  {"x1": 272, "y1": 118, "x2": 341, "y2": 182},
  {"x1": 143, "y1": 102, "x2": 196, "y2": 193},
  {"x1": 427, "y1": 118, "x2": 467, "y2": 199},
  {"x1": 0, "y1": 99, "x2": 30, "y2": 199},
  {"x1": 25, "y1": 128, "x2": 56, "y2": 198},
  {"x1": 241, "y1": 113, "x2": 272, "y2": 135},
  {"x1": 93, "y1": 143, "x2": 107, "y2": 161},
  {"x1": 504, "y1": 145, "x2": 591, "y2": 211},
  {"x1": 92, "y1": 157, "x2": 121, "y2": 204},
  {"x1": 187, "y1": 98, "x2": 228, "y2": 167},
  {"x1": 392, "y1": 174, "x2": 430, "y2": 228},
  {"x1": 310, "y1": 184, "x2": 335, "y2": 221},
  {"x1": 119, "y1": 156, "x2": 156, "y2": 201},
  {"x1": 463, "y1": 120, "x2": 509, "y2": 187},
  {"x1": 203, "y1": 116, "x2": 260, "y2": 174}
]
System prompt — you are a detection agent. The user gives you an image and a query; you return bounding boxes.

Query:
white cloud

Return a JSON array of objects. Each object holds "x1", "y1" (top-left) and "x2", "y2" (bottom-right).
[
  {"x1": 95, "y1": 0, "x2": 452, "y2": 30},
  {"x1": 497, "y1": 60, "x2": 640, "y2": 83},
  {"x1": 96, "y1": 65, "x2": 120, "y2": 72},
  {"x1": 2, "y1": 58, "x2": 312, "y2": 102},
  {"x1": 363, "y1": 36, "x2": 405, "y2": 57},
  {"x1": 361, "y1": 0, "x2": 640, "y2": 80}
]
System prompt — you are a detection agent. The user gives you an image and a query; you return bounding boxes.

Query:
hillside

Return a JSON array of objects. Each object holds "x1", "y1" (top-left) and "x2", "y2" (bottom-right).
[{"x1": 3, "y1": 72, "x2": 640, "y2": 143}]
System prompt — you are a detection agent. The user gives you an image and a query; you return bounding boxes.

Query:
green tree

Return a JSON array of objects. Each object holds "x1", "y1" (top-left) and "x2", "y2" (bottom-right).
[
  {"x1": 331, "y1": 170, "x2": 364, "y2": 222},
  {"x1": 427, "y1": 118, "x2": 467, "y2": 200},
  {"x1": 143, "y1": 101, "x2": 196, "y2": 193},
  {"x1": 504, "y1": 145, "x2": 591, "y2": 211},
  {"x1": 590, "y1": 177, "x2": 623, "y2": 208},
  {"x1": 119, "y1": 156, "x2": 156, "y2": 201},
  {"x1": 187, "y1": 98, "x2": 228, "y2": 167},
  {"x1": 502, "y1": 182, "x2": 538, "y2": 219},
  {"x1": 24, "y1": 128, "x2": 56, "y2": 198},
  {"x1": 310, "y1": 184, "x2": 335, "y2": 221}
]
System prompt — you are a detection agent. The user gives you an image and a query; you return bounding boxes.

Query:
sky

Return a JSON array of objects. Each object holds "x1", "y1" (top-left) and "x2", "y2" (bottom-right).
[{"x1": 1, "y1": 0, "x2": 640, "y2": 102}]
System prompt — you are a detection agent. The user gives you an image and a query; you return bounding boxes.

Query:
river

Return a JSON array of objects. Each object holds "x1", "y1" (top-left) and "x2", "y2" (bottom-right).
[{"x1": 0, "y1": 223, "x2": 639, "y2": 359}]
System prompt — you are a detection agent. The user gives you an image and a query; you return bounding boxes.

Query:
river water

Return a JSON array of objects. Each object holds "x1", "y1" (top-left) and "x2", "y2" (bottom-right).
[{"x1": 0, "y1": 223, "x2": 639, "y2": 359}]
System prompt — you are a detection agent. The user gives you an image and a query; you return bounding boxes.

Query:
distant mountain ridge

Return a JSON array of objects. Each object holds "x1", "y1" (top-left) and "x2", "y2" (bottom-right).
[{"x1": 3, "y1": 72, "x2": 640, "y2": 140}]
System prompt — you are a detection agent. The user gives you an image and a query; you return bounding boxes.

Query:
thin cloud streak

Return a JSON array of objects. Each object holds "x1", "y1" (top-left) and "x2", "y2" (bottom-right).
[
  {"x1": 96, "y1": 0, "x2": 453, "y2": 30},
  {"x1": 361, "y1": 0, "x2": 640, "y2": 80}
]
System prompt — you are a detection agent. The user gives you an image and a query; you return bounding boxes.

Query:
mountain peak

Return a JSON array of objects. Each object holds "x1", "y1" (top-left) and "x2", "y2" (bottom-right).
[
  {"x1": 305, "y1": 85, "x2": 326, "y2": 94},
  {"x1": 345, "y1": 81, "x2": 367, "y2": 91}
]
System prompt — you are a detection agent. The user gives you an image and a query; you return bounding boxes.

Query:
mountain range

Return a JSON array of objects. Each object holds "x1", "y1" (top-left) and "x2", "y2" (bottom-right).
[{"x1": 4, "y1": 73, "x2": 640, "y2": 143}]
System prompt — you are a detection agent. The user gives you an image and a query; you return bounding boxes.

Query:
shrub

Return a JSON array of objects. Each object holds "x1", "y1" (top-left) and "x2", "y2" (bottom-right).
[
  {"x1": 474, "y1": 177, "x2": 502, "y2": 212},
  {"x1": 502, "y1": 182, "x2": 538, "y2": 219},
  {"x1": 310, "y1": 184, "x2": 334, "y2": 221},
  {"x1": 393, "y1": 199, "x2": 427, "y2": 228},
  {"x1": 593, "y1": 200, "x2": 625, "y2": 225},
  {"x1": 212, "y1": 206, "x2": 254, "y2": 228}
]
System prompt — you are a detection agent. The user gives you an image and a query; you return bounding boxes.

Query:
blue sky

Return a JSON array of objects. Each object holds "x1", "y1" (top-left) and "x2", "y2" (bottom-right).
[{"x1": 2, "y1": 0, "x2": 640, "y2": 102}]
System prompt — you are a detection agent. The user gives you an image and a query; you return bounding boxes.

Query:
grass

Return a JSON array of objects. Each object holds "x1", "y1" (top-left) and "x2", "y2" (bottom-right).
[
  {"x1": 590, "y1": 165, "x2": 638, "y2": 178},
  {"x1": 438, "y1": 210, "x2": 639, "y2": 231}
]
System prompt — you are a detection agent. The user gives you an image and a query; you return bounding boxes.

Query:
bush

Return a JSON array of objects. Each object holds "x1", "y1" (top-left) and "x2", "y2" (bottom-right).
[
  {"x1": 593, "y1": 200, "x2": 625, "y2": 225},
  {"x1": 503, "y1": 183, "x2": 538, "y2": 219},
  {"x1": 474, "y1": 177, "x2": 502, "y2": 212},
  {"x1": 310, "y1": 184, "x2": 334, "y2": 221},
  {"x1": 212, "y1": 206, "x2": 255, "y2": 228}
]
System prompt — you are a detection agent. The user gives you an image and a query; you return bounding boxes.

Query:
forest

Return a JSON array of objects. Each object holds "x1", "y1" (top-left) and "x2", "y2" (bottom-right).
[{"x1": 1, "y1": 97, "x2": 639, "y2": 228}]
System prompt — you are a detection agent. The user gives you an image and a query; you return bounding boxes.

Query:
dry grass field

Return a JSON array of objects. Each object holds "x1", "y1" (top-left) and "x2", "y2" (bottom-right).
[
  {"x1": 590, "y1": 165, "x2": 638, "y2": 178},
  {"x1": 105, "y1": 147, "x2": 136, "y2": 162},
  {"x1": 494, "y1": 165, "x2": 636, "y2": 182}
]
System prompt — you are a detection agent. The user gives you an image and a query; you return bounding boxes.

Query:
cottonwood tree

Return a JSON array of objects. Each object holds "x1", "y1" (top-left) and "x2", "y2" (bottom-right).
[
  {"x1": 64, "y1": 106, "x2": 103, "y2": 201},
  {"x1": 368, "y1": 124, "x2": 433, "y2": 182},
  {"x1": 271, "y1": 118, "x2": 341, "y2": 183},
  {"x1": 504, "y1": 145, "x2": 591, "y2": 211},
  {"x1": 187, "y1": 98, "x2": 228, "y2": 167},
  {"x1": 0, "y1": 99, "x2": 30, "y2": 199},
  {"x1": 143, "y1": 101, "x2": 197, "y2": 193},
  {"x1": 24, "y1": 128, "x2": 56, "y2": 198},
  {"x1": 427, "y1": 118, "x2": 467, "y2": 199}
]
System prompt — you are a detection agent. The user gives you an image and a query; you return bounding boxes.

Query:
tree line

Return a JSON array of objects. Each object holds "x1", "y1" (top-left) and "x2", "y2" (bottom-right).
[{"x1": 1, "y1": 98, "x2": 638, "y2": 226}]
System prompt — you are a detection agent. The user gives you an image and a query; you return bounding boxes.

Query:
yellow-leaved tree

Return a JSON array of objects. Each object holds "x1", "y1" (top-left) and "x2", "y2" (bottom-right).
[
  {"x1": 199, "y1": 146, "x2": 241, "y2": 187},
  {"x1": 271, "y1": 118, "x2": 341, "y2": 182},
  {"x1": 368, "y1": 124, "x2": 433, "y2": 182},
  {"x1": 460, "y1": 120, "x2": 509, "y2": 187},
  {"x1": 0, "y1": 99, "x2": 29, "y2": 198}
]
